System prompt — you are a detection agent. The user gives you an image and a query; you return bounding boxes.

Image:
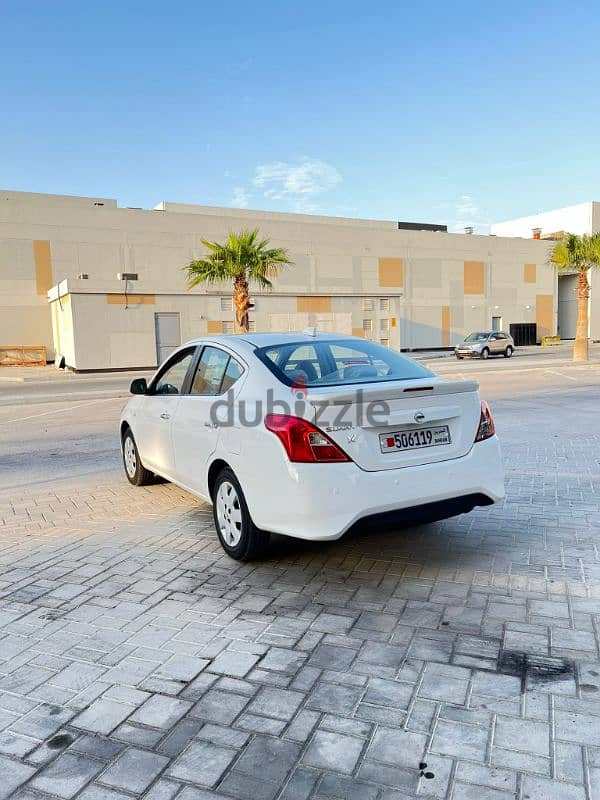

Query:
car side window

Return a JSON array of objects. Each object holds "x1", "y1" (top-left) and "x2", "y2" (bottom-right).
[
  {"x1": 154, "y1": 351, "x2": 195, "y2": 395},
  {"x1": 220, "y1": 358, "x2": 244, "y2": 393},
  {"x1": 191, "y1": 347, "x2": 235, "y2": 395}
]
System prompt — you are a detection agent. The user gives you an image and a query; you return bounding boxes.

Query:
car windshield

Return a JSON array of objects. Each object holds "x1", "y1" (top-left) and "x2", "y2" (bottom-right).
[
  {"x1": 255, "y1": 339, "x2": 433, "y2": 387},
  {"x1": 464, "y1": 332, "x2": 490, "y2": 342}
]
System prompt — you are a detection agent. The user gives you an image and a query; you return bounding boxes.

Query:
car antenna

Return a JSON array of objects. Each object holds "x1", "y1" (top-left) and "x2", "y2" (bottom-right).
[{"x1": 302, "y1": 326, "x2": 317, "y2": 337}]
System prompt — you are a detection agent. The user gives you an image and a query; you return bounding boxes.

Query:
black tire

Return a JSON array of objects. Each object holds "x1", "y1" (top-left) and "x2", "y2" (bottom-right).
[
  {"x1": 122, "y1": 428, "x2": 153, "y2": 486},
  {"x1": 456, "y1": 354, "x2": 464, "y2": 360},
  {"x1": 504, "y1": 346, "x2": 513, "y2": 358},
  {"x1": 212, "y1": 467, "x2": 270, "y2": 560},
  {"x1": 481, "y1": 348, "x2": 490, "y2": 360}
]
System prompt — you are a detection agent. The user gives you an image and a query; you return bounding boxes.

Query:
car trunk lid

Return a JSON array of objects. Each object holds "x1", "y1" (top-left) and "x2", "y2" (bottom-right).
[{"x1": 306, "y1": 377, "x2": 481, "y2": 471}]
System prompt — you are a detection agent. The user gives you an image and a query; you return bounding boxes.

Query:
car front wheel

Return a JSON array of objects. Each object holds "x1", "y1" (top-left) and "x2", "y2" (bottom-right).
[
  {"x1": 480, "y1": 348, "x2": 490, "y2": 360},
  {"x1": 122, "y1": 428, "x2": 153, "y2": 486},
  {"x1": 212, "y1": 467, "x2": 270, "y2": 560},
  {"x1": 504, "y1": 346, "x2": 513, "y2": 358}
]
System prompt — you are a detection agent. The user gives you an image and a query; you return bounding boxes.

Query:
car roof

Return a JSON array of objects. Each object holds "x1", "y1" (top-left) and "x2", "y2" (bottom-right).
[{"x1": 187, "y1": 331, "x2": 357, "y2": 348}]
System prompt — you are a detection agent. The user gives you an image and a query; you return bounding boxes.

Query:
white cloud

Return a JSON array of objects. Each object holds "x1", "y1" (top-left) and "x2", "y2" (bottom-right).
[
  {"x1": 231, "y1": 186, "x2": 249, "y2": 208},
  {"x1": 252, "y1": 158, "x2": 342, "y2": 211},
  {"x1": 455, "y1": 194, "x2": 479, "y2": 219},
  {"x1": 446, "y1": 194, "x2": 490, "y2": 234}
]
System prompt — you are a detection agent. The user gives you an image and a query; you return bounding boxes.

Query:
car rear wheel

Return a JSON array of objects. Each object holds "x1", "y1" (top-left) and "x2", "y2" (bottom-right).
[
  {"x1": 122, "y1": 428, "x2": 153, "y2": 486},
  {"x1": 456, "y1": 354, "x2": 464, "y2": 360},
  {"x1": 481, "y1": 347, "x2": 490, "y2": 360},
  {"x1": 212, "y1": 467, "x2": 270, "y2": 560},
  {"x1": 504, "y1": 346, "x2": 513, "y2": 358}
]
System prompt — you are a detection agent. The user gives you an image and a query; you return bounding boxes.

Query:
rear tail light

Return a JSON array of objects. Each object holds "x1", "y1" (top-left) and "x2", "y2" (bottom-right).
[
  {"x1": 474, "y1": 400, "x2": 495, "y2": 442},
  {"x1": 264, "y1": 414, "x2": 351, "y2": 463}
]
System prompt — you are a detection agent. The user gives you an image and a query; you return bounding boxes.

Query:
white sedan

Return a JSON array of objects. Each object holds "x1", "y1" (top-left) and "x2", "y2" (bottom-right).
[{"x1": 120, "y1": 332, "x2": 504, "y2": 559}]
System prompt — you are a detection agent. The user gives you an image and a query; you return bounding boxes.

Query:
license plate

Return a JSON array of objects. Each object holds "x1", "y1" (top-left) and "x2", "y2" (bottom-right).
[{"x1": 379, "y1": 425, "x2": 451, "y2": 453}]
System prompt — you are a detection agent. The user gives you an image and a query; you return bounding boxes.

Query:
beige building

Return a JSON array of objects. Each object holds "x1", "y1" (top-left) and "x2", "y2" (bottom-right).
[{"x1": 1, "y1": 189, "x2": 559, "y2": 370}]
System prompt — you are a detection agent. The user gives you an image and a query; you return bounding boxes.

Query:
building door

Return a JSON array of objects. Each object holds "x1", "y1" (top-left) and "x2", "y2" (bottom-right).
[
  {"x1": 155, "y1": 313, "x2": 181, "y2": 366},
  {"x1": 491, "y1": 315, "x2": 502, "y2": 332},
  {"x1": 558, "y1": 274, "x2": 578, "y2": 339}
]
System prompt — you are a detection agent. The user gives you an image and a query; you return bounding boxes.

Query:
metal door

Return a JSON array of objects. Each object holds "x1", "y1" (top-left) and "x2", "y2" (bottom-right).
[{"x1": 155, "y1": 313, "x2": 181, "y2": 366}]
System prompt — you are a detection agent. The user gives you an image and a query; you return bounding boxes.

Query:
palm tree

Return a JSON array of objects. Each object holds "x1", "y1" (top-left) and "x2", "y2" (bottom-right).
[
  {"x1": 184, "y1": 229, "x2": 292, "y2": 333},
  {"x1": 550, "y1": 232, "x2": 600, "y2": 362}
]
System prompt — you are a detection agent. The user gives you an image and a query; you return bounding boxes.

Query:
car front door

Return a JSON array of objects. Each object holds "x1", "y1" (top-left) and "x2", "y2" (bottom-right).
[
  {"x1": 171, "y1": 345, "x2": 245, "y2": 496},
  {"x1": 489, "y1": 333, "x2": 503, "y2": 354},
  {"x1": 134, "y1": 347, "x2": 196, "y2": 477}
]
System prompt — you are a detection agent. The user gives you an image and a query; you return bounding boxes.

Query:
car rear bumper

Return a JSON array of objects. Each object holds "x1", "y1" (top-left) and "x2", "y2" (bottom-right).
[{"x1": 242, "y1": 435, "x2": 504, "y2": 541}]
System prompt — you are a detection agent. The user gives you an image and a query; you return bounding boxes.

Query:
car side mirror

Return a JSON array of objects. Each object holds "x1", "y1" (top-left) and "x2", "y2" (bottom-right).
[{"x1": 130, "y1": 378, "x2": 147, "y2": 395}]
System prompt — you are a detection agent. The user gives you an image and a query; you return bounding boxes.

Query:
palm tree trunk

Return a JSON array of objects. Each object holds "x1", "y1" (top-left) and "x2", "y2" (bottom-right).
[
  {"x1": 573, "y1": 269, "x2": 590, "y2": 362},
  {"x1": 233, "y1": 275, "x2": 250, "y2": 333}
]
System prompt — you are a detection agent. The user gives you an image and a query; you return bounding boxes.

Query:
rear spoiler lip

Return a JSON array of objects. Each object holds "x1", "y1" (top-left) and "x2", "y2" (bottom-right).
[{"x1": 306, "y1": 378, "x2": 479, "y2": 405}]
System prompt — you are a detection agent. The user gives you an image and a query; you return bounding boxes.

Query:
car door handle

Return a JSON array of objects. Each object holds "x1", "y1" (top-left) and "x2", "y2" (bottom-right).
[{"x1": 160, "y1": 412, "x2": 171, "y2": 420}]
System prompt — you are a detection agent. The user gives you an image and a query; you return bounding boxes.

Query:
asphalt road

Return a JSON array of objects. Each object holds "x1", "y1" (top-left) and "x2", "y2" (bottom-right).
[{"x1": 2, "y1": 357, "x2": 599, "y2": 492}]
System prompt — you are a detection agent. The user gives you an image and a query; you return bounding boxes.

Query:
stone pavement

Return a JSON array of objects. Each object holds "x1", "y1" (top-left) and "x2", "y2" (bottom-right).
[{"x1": 1, "y1": 386, "x2": 600, "y2": 799}]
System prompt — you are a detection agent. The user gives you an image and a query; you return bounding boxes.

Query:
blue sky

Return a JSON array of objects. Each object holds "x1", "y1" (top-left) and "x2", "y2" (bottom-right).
[{"x1": 2, "y1": 0, "x2": 599, "y2": 231}]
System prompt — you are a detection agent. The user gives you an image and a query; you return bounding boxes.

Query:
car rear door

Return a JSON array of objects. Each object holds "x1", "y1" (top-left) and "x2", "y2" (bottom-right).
[{"x1": 170, "y1": 345, "x2": 246, "y2": 496}]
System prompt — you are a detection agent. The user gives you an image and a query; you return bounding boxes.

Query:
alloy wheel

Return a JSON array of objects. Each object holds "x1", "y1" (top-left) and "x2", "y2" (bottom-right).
[
  {"x1": 216, "y1": 481, "x2": 243, "y2": 546},
  {"x1": 124, "y1": 435, "x2": 137, "y2": 477}
]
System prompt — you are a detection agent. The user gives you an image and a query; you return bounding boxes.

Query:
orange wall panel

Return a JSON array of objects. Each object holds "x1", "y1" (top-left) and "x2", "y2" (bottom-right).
[
  {"x1": 536, "y1": 294, "x2": 554, "y2": 340},
  {"x1": 378, "y1": 258, "x2": 404, "y2": 287},
  {"x1": 463, "y1": 261, "x2": 485, "y2": 295},
  {"x1": 524, "y1": 263, "x2": 537, "y2": 283},
  {"x1": 297, "y1": 296, "x2": 332, "y2": 312},
  {"x1": 441, "y1": 305, "x2": 451, "y2": 347},
  {"x1": 33, "y1": 240, "x2": 53, "y2": 296},
  {"x1": 106, "y1": 294, "x2": 155, "y2": 304}
]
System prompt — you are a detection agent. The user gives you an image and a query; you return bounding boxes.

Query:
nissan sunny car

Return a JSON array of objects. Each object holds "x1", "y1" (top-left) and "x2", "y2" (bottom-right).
[{"x1": 120, "y1": 332, "x2": 504, "y2": 559}]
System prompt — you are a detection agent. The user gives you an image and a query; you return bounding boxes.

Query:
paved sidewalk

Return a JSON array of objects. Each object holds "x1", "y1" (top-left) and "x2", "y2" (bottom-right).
[{"x1": 1, "y1": 385, "x2": 600, "y2": 799}]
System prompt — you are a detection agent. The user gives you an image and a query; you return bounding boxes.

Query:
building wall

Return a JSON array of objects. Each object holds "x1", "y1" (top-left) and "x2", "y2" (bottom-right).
[
  {"x1": 0, "y1": 190, "x2": 557, "y2": 369},
  {"x1": 491, "y1": 202, "x2": 598, "y2": 238}
]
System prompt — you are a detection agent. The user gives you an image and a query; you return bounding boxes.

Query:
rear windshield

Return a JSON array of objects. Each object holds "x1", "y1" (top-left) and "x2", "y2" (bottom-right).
[{"x1": 254, "y1": 339, "x2": 433, "y2": 387}]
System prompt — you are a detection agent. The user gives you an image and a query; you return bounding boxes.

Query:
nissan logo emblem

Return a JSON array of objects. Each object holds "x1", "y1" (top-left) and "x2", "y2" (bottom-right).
[{"x1": 414, "y1": 411, "x2": 425, "y2": 423}]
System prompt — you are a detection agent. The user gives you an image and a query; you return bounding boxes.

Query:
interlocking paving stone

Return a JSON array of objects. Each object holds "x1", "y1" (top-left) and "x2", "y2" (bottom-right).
[
  {"x1": 303, "y1": 730, "x2": 364, "y2": 774},
  {"x1": 167, "y1": 740, "x2": 237, "y2": 787},
  {"x1": 70, "y1": 698, "x2": 134, "y2": 735},
  {"x1": 247, "y1": 686, "x2": 304, "y2": 721},
  {"x1": 0, "y1": 755, "x2": 37, "y2": 800},
  {"x1": 98, "y1": 747, "x2": 170, "y2": 793},
  {"x1": 30, "y1": 751, "x2": 104, "y2": 798},
  {"x1": 129, "y1": 695, "x2": 192, "y2": 729}
]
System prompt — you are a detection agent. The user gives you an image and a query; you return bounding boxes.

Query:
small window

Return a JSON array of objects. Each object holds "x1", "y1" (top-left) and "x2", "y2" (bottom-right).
[
  {"x1": 222, "y1": 321, "x2": 234, "y2": 335},
  {"x1": 380, "y1": 318, "x2": 390, "y2": 331},
  {"x1": 220, "y1": 358, "x2": 244, "y2": 393},
  {"x1": 220, "y1": 297, "x2": 232, "y2": 312},
  {"x1": 191, "y1": 347, "x2": 230, "y2": 395},
  {"x1": 362, "y1": 298, "x2": 373, "y2": 312},
  {"x1": 154, "y1": 350, "x2": 194, "y2": 395},
  {"x1": 380, "y1": 338, "x2": 390, "y2": 348},
  {"x1": 363, "y1": 318, "x2": 373, "y2": 333},
  {"x1": 379, "y1": 298, "x2": 390, "y2": 312}
]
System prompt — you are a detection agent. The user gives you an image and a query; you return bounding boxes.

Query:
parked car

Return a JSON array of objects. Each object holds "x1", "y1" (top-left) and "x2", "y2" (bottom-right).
[
  {"x1": 120, "y1": 332, "x2": 504, "y2": 559},
  {"x1": 455, "y1": 331, "x2": 514, "y2": 359}
]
